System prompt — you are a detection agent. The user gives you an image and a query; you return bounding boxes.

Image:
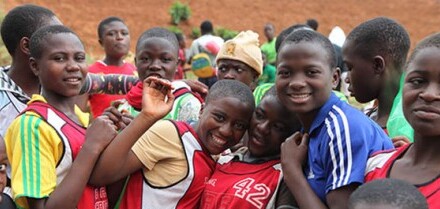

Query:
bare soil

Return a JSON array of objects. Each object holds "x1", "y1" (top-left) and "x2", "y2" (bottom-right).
[{"x1": 4, "y1": 0, "x2": 440, "y2": 59}]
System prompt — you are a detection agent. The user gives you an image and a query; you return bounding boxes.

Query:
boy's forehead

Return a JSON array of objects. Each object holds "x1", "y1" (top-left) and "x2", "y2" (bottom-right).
[{"x1": 137, "y1": 37, "x2": 176, "y2": 51}]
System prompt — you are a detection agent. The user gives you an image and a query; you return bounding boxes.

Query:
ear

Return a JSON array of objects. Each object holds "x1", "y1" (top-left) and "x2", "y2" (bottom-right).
[
  {"x1": 331, "y1": 67, "x2": 341, "y2": 89},
  {"x1": 199, "y1": 103, "x2": 205, "y2": 117},
  {"x1": 29, "y1": 57, "x2": 40, "y2": 77},
  {"x1": 19, "y1": 37, "x2": 31, "y2": 55},
  {"x1": 98, "y1": 39, "x2": 103, "y2": 47},
  {"x1": 373, "y1": 55, "x2": 385, "y2": 75}
]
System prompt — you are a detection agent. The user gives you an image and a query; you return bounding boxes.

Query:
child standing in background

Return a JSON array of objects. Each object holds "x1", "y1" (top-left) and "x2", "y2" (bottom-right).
[{"x1": 77, "y1": 16, "x2": 136, "y2": 118}]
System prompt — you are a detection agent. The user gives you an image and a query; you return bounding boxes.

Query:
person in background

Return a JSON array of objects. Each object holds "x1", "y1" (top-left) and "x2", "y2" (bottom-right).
[
  {"x1": 257, "y1": 52, "x2": 276, "y2": 86},
  {"x1": 174, "y1": 32, "x2": 186, "y2": 80},
  {"x1": 260, "y1": 23, "x2": 277, "y2": 66},
  {"x1": 364, "y1": 32, "x2": 440, "y2": 209},
  {"x1": 306, "y1": 18, "x2": 319, "y2": 31},
  {"x1": 188, "y1": 20, "x2": 224, "y2": 88},
  {"x1": 77, "y1": 16, "x2": 136, "y2": 118}
]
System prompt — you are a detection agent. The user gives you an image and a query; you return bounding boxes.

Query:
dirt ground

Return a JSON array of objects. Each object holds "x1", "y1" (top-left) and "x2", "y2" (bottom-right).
[{"x1": 3, "y1": 0, "x2": 440, "y2": 59}]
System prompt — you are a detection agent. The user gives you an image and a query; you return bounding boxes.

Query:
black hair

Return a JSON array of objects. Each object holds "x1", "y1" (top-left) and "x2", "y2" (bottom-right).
[
  {"x1": 407, "y1": 32, "x2": 440, "y2": 66},
  {"x1": 280, "y1": 29, "x2": 337, "y2": 68},
  {"x1": 345, "y1": 17, "x2": 410, "y2": 71},
  {"x1": 348, "y1": 179, "x2": 428, "y2": 209},
  {"x1": 306, "y1": 19, "x2": 319, "y2": 31},
  {"x1": 175, "y1": 32, "x2": 184, "y2": 42},
  {"x1": 200, "y1": 20, "x2": 214, "y2": 35},
  {"x1": 1, "y1": 4, "x2": 56, "y2": 55},
  {"x1": 97, "y1": 16, "x2": 126, "y2": 39},
  {"x1": 275, "y1": 24, "x2": 312, "y2": 53},
  {"x1": 30, "y1": 25, "x2": 80, "y2": 59},
  {"x1": 136, "y1": 27, "x2": 179, "y2": 54},
  {"x1": 205, "y1": 80, "x2": 255, "y2": 111}
]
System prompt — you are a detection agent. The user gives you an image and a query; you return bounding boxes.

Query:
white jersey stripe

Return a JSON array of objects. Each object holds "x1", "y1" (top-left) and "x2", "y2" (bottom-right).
[
  {"x1": 333, "y1": 105, "x2": 353, "y2": 185},
  {"x1": 329, "y1": 112, "x2": 346, "y2": 189},
  {"x1": 325, "y1": 118, "x2": 338, "y2": 189}
]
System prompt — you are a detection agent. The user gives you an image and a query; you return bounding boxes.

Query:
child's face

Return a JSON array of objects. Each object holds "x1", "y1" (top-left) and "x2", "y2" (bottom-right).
[
  {"x1": 248, "y1": 95, "x2": 297, "y2": 157},
  {"x1": 403, "y1": 47, "x2": 440, "y2": 137},
  {"x1": 31, "y1": 33, "x2": 87, "y2": 98},
  {"x1": 342, "y1": 40, "x2": 381, "y2": 103},
  {"x1": 276, "y1": 41, "x2": 338, "y2": 116},
  {"x1": 217, "y1": 59, "x2": 258, "y2": 88},
  {"x1": 100, "y1": 21, "x2": 130, "y2": 58},
  {"x1": 135, "y1": 37, "x2": 178, "y2": 81},
  {"x1": 197, "y1": 97, "x2": 253, "y2": 155}
]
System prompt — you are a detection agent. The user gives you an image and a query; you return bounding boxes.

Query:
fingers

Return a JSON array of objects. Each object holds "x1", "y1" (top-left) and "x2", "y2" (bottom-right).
[{"x1": 300, "y1": 133, "x2": 309, "y2": 146}]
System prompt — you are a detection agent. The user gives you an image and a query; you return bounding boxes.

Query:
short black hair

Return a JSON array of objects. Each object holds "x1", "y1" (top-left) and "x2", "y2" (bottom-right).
[
  {"x1": 1, "y1": 4, "x2": 56, "y2": 55},
  {"x1": 205, "y1": 80, "x2": 255, "y2": 111},
  {"x1": 306, "y1": 19, "x2": 319, "y2": 31},
  {"x1": 348, "y1": 179, "x2": 428, "y2": 209},
  {"x1": 345, "y1": 17, "x2": 410, "y2": 71},
  {"x1": 407, "y1": 32, "x2": 440, "y2": 66},
  {"x1": 97, "y1": 16, "x2": 125, "y2": 39},
  {"x1": 275, "y1": 24, "x2": 312, "y2": 53},
  {"x1": 280, "y1": 29, "x2": 337, "y2": 68},
  {"x1": 200, "y1": 20, "x2": 213, "y2": 34},
  {"x1": 30, "y1": 25, "x2": 80, "y2": 59},
  {"x1": 175, "y1": 32, "x2": 184, "y2": 42},
  {"x1": 136, "y1": 27, "x2": 179, "y2": 54}
]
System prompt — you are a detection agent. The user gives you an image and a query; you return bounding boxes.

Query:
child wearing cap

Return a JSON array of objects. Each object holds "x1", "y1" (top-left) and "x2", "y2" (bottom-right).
[{"x1": 216, "y1": 30, "x2": 263, "y2": 91}]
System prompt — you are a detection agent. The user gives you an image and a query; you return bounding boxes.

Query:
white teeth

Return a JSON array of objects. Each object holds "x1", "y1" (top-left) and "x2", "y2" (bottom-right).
[
  {"x1": 66, "y1": 78, "x2": 80, "y2": 82},
  {"x1": 212, "y1": 135, "x2": 226, "y2": 146},
  {"x1": 292, "y1": 94, "x2": 309, "y2": 98}
]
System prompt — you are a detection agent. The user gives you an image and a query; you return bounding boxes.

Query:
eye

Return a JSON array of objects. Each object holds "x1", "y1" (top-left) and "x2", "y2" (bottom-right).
[
  {"x1": 236, "y1": 68, "x2": 244, "y2": 73},
  {"x1": 217, "y1": 66, "x2": 227, "y2": 73},
  {"x1": 213, "y1": 113, "x2": 225, "y2": 122},
  {"x1": 408, "y1": 77, "x2": 425, "y2": 86},
  {"x1": 254, "y1": 110, "x2": 264, "y2": 120},
  {"x1": 234, "y1": 122, "x2": 247, "y2": 131},
  {"x1": 306, "y1": 69, "x2": 319, "y2": 76},
  {"x1": 75, "y1": 54, "x2": 86, "y2": 62},
  {"x1": 0, "y1": 164, "x2": 6, "y2": 172},
  {"x1": 122, "y1": 31, "x2": 129, "y2": 36},
  {"x1": 277, "y1": 69, "x2": 291, "y2": 77},
  {"x1": 53, "y1": 55, "x2": 65, "y2": 62},
  {"x1": 162, "y1": 57, "x2": 173, "y2": 63}
]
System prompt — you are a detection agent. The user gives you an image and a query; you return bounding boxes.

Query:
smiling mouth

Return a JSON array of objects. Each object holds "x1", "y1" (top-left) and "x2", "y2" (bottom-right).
[
  {"x1": 64, "y1": 77, "x2": 82, "y2": 84},
  {"x1": 211, "y1": 134, "x2": 227, "y2": 147}
]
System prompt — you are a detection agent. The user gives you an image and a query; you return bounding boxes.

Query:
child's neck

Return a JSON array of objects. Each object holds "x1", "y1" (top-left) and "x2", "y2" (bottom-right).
[
  {"x1": 376, "y1": 70, "x2": 401, "y2": 127},
  {"x1": 41, "y1": 91, "x2": 77, "y2": 116},
  {"x1": 103, "y1": 56, "x2": 125, "y2": 66},
  {"x1": 409, "y1": 135, "x2": 440, "y2": 165},
  {"x1": 8, "y1": 59, "x2": 41, "y2": 96}
]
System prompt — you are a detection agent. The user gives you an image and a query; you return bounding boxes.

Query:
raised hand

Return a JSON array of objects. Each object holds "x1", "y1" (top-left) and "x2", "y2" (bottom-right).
[
  {"x1": 102, "y1": 105, "x2": 133, "y2": 131},
  {"x1": 140, "y1": 77, "x2": 175, "y2": 121},
  {"x1": 183, "y1": 79, "x2": 208, "y2": 99},
  {"x1": 281, "y1": 132, "x2": 309, "y2": 170},
  {"x1": 83, "y1": 115, "x2": 118, "y2": 153}
]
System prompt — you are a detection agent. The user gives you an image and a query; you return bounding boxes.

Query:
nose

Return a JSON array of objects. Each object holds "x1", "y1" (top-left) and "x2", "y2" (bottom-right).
[
  {"x1": 149, "y1": 59, "x2": 162, "y2": 71},
  {"x1": 218, "y1": 123, "x2": 233, "y2": 138},
  {"x1": 66, "y1": 58, "x2": 80, "y2": 72},
  {"x1": 223, "y1": 69, "x2": 236, "y2": 80},
  {"x1": 256, "y1": 120, "x2": 270, "y2": 135},
  {"x1": 116, "y1": 32, "x2": 124, "y2": 41},
  {"x1": 420, "y1": 83, "x2": 440, "y2": 102},
  {"x1": 288, "y1": 74, "x2": 306, "y2": 90}
]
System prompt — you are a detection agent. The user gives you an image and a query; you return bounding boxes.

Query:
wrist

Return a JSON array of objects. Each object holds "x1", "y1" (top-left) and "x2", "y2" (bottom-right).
[{"x1": 138, "y1": 112, "x2": 161, "y2": 123}]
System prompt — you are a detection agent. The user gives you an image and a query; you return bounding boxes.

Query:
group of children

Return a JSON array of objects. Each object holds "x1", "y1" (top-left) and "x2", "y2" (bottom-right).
[{"x1": 1, "y1": 3, "x2": 440, "y2": 209}]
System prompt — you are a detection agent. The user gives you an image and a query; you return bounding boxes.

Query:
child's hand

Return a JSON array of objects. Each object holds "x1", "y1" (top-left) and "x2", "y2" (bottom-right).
[
  {"x1": 102, "y1": 106, "x2": 133, "y2": 131},
  {"x1": 140, "y1": 77, "x2": 175, "y2": 120},
  {"x1": 83, "y1": 115, "x2": 118, "y2": 153},
  {"x1": 281, "y1": 132, "x2": 309, "y2": 170}
]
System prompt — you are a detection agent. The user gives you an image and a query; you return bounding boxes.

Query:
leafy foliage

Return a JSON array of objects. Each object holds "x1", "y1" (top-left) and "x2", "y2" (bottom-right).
[
  {"x1": 215, "y1": 27, "x2": 239, "y2": 41},
  {"x1": 191, "y1": 27, "x2": 201, "y2": 39},
  {"x1": 169, "y1": 1, "x2": 191, "y2": 25}
]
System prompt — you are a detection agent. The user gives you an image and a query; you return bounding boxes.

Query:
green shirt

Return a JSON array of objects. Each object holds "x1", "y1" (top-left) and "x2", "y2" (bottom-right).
[
  {"x1": 257, "y1": 64, "x2": 276, "y2": 86},
  {"x1": 261, "y1": 37, "x2": 277, "y2": 65}
]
